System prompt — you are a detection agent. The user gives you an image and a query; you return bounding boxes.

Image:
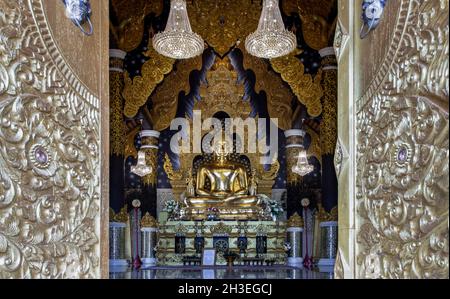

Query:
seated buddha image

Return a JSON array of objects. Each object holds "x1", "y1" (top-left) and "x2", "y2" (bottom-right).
[{"x1": 184, "y1": 141, "x2": 260, "y2": 209}]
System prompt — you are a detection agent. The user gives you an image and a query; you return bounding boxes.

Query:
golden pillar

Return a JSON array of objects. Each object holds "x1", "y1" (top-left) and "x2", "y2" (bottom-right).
[
  {"x1": 318, "y1": 47, "x2": 338, "y2": 270},
  {"x1": 319, "y1": 47, "x2": 338, "y2": 212},
  {"x1": 319, "y1": 47, "x2": 338, "y2": 157},
  {"x1": 109, "y1": 49, "x2": 127, "y2": 156},
  {"x1": 109, "y1": 49, "x2": 127, "y2": 215}
]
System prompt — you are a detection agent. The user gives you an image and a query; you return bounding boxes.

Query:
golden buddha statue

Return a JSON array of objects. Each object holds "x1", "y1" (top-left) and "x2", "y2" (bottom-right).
[{"x1": 183, "y1": 142, "x2": 264, "y2": 220}]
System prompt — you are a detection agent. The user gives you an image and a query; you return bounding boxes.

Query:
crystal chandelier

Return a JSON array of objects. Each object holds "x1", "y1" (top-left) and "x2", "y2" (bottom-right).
[
  {"x1": 292, "y1": 149, "x2": 314, "y2": 176},
  {"x1": 245, "y1": 0, "x2": 297, "y2": 59},
  {"x1": 153, "y1": 0, "x2": 204, "y2": 59},
  {"x1": 131, "y1": 150, "x2": 152, "y2": 177}
]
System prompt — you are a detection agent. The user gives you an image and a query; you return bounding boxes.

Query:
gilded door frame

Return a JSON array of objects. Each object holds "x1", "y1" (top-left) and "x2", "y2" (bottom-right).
[
  {"x1": 0, "y1": 0, "x2": 109, "y2": 279},
  {"x1": 335, "y1": 0, "x2": 449, "y2": 278}
]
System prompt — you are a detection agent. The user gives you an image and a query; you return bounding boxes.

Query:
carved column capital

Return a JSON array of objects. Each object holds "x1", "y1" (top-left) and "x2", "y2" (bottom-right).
[{"x1": 109, "y1": 49, "x2": 127, "y2": 73}]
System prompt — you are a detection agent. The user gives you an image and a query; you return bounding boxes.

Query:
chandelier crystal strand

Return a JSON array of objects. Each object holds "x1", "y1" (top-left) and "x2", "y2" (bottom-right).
[
  {"x1": 245, "y1": 0, "x2": 297, "y2": 59},
  {"x1": 131, "y1": 150, "x2": 152, "y2": 177},
  {"x1": 153, "y1": 0, "x2": 204, "y2": 59},
  {"x1": 292, "y1": 149, "x2": 314, "y2": 176}
]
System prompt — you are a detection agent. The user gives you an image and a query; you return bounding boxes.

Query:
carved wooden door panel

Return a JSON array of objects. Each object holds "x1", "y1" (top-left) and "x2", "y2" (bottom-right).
[
  {"x1": 0, "y1": 0, "x2": 108, "y2": 278},
  {"x1": 335, "y1": 0, "x2": 449, "y2": 278}
]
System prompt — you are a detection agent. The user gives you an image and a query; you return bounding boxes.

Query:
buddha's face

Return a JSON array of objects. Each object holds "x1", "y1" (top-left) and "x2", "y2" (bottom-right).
[{"x1": 212, "y1": 140, "x2": 233, "y2": 164}]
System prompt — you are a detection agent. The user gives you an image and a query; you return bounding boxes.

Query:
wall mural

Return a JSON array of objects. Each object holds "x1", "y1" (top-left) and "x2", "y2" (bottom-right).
[{"x1": 0, "y1": 0, "x2": 105, "y2": 278}]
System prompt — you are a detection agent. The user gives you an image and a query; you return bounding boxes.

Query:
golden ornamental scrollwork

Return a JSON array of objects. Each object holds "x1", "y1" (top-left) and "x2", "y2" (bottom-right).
[
  {"x1": 188, "y1": 0, "x2": 261, "y2": 56},
  {"x1": 124, "y1": 126, "x2": 140, "y2": 159},
  {"x1": 0, "y1": 0, "x2": 100, "y2": 278},
  {"x1": 270, "y1": 49, "x2": 324, "y2": 117},
  {"x1": 110, "y1": 0, "x2": 163, "y2": 52},
  {"x1": 110, "y1": 72, "x2": 125, "y2": 156},
  {"x1": 141, "y1": 212, "x2": 158, "y2": 228},
  {"x1": 305, "y1": 126, "x2": 322, "y2": 165},
  {"x1": 164, "y1": 153, "x2": 183, "y2": 181},
  {"x1": 150, "y1": 55, "x2": 203, "y2": 131},
  {"x1": 297, "y1": 12, "x2": 335, "y2": 51},
  {"x1": 286, "y1": 146, "x2": 302, "y2": 184},
  {"x1": 287, "y1": 212, "x2": 304, "y2": 227},
  {"x1": 356, "y1": 0, "x2": 449, "y2": 279},
  {"x1": 210, "y1": 222, "x2": 233, "y2": 235},
  {"x1": 258, "y1": 159, "x2": 280, "y2": 181},
  {"x1": 112, "y1": 205, "x2": 129, "y2": 223},
  {"x1": 320, "y1": 60, "x2": 338, "y2": 156},
  {"x1": 316, "y1": 204, "x2": 337, "y2": 222},
  {"x1": 240, "y1": 46, "x2": 294, "y2": 130},
  {"x1": 282, "y1": 0, "x2": 337, "y2": 51},
  {"x1": 142, "y1": 149, "x2": 159, "y2": 186},
  {"x1": 196, "y1": 57, "x2": 251, "y2": 119},
  {"x1": 122, "y1": 44, "x2": 175, "y2": 118}
]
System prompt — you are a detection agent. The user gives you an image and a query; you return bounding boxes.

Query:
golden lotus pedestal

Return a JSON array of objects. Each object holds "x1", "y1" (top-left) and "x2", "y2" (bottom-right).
[{"x1": 156, "y1": 220, "x2": 286, "y2": 266}]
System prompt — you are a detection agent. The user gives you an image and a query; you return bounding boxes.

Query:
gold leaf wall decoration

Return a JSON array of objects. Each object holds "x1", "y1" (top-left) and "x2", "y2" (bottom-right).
[
  {"x1": 110, "y1": 0, "x2": 164, "y2": 52},
  {"x1": 188, "y1": 0, "x2": 261, "y2": 56},
  {"x1": 122, "y1": 45, "x2": 175, "y2": 119},
  {"x1": 150, "y1": 55, "x2": 203, "y2": 131},
  {"x1": 270, "y1": 49, "x2": 324, "y2": 117}
]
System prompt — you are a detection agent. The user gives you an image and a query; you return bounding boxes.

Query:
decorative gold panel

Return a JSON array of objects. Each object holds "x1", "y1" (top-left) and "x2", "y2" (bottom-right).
[
  {"x1": 195, "y1": 58, "x2": 251, "y2": 119},
  {"x1": 110, "y1": 0, "x2": 163, "y2": 52},
  {"x1": 282, "y1": 0, "x2": 337, "y2": 50},
  {"x1": 122, "y1": 45, "x2": 175, "y2": 118},
  {"x1": 0, "y1": 0, "x2": 105, "y2": 278},
  {"x1": 270, "y1": 50, "x2": 324, "y2": 117},
  {"x1": 305, "y1": 126, "x2": 321, "y2": 165},
  {"x1": 320, "y1": 58, "x2": 338, "y2": 156},
  {"x1": 110, "y1": 72, "x2": 125, "y2": 156},
  {"x1": 355, "y1": 0, "x2": 449, "y2": 279},
  {"x1": 150, "y1": 56, "x2": 203, "y2": 131},
  {"x1": 188, "y1": 0, "x2": 261, "y2": 56}
]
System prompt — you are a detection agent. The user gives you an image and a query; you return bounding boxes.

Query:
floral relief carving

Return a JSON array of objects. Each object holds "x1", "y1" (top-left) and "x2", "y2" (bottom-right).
[
  {"x1": 0, "y1": 0, "x2": 100, "y2": 278},
  {"x1": 356, "y1": 0, "x2": 449, "y2": 279}
]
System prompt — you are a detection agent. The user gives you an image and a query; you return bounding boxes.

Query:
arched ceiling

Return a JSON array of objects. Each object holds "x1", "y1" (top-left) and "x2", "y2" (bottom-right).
[{"x1": 110, "y1": 0, "x2": 337, "y2": 129}]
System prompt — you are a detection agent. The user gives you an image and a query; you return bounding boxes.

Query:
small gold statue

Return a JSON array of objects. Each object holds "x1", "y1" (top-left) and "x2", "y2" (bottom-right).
[
  {"x1": 249, "y1": 168, "x2": 258, "y2": 196},
  {"x1": 186, "y1": 168, "x2": 196, "y2": 196}
]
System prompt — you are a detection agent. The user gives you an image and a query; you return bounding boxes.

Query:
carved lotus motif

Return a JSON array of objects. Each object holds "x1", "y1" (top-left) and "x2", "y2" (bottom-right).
[{"x1": 0, "y1": 1, "x2": 100, "y2": 278}]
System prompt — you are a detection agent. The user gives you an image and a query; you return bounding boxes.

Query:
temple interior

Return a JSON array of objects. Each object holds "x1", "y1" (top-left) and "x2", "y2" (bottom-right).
[
  {"x1": 108, "y1": 0, "x2": 339, "y2": 279},
  {"x1": 0, "y1": 0, "x2": 447, "y2": 281}
]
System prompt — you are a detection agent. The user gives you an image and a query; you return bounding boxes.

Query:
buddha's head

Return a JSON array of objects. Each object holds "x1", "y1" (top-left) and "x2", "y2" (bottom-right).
[{"x1": 213, "y1": 140, "x2": 232, "y2": 165}]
